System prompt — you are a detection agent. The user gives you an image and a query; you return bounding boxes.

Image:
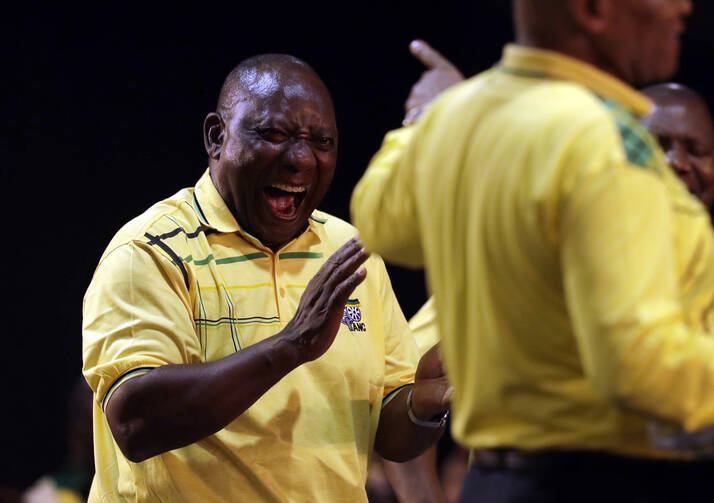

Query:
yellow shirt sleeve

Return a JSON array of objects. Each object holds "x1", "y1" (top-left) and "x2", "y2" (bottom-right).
[
  {"x1": 373, "y1": 255, "x2": 419, "y2": 396},
  {"x1": 352, "y1": 126, "x2": 424, "y2": 268},
  {"x1": 409, "y1": 297, "x2": 439, "y2": 357},
  {"x1": 82, "y1": 241, "x2": 201, "y2": 409},
  {"x1": 561, "y1": 149, "x2": 714, "y2": 432}
]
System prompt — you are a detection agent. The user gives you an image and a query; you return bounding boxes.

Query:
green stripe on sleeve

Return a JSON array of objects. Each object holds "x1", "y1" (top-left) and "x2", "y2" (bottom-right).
[
  {"x1": 101, "y1": 367, "x2": 154, "y2": 411},
  {"x1": 382, "y1": 383, "x2": 412, "y2": 409}
]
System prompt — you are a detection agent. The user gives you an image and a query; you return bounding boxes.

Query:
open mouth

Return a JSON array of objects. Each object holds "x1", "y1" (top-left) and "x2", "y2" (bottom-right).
[{"x1": 262, "y1": 183, "x2": 308, "y2": 219}]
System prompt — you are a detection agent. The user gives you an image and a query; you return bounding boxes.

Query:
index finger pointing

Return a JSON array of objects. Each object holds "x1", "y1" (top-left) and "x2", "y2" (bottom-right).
[{"x1": 409, "y1": 39, "x2": 452, "y2": 70}]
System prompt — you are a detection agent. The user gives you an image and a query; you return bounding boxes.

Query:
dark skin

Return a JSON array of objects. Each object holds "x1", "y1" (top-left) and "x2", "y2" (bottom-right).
[
  {"x1": 205, "y1": 66, "x2": 337, "y2": 252},
  {"x1": 106, "y1": 61, "x2": 449, "y2": 464},
  {"x1": 514, "y1": 0, "x2": 691, "y2": 86},
  {"x1": 642, "y1": 84, "x2": 714, "y2": 208}
]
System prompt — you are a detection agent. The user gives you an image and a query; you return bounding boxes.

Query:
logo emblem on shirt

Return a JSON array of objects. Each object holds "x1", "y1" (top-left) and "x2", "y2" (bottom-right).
[{"x1": 341, "y1": 299, "x2": 366, "y2": 332}]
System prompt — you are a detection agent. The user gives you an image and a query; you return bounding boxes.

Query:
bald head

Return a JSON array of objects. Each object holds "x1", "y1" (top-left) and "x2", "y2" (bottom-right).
[
  {"x1": 217, "y1": 54, "x2": 331, "y2": 118},
  {"x1": 643, "y1": 83, "x2": 709, "y2": 110}
]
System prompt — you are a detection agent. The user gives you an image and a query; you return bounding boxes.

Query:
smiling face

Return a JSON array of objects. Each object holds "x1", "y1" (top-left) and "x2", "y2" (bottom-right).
[
  {"x1": 643, "y1": 90, "x2": 714, "y2": 208},
  {"x1": 206, "y1": 63, "x2": 338, "y2": 250}
]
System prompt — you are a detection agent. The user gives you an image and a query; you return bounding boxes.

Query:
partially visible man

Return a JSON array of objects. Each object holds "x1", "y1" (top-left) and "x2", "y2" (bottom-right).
[
  {"x1": 352, "y1": 0, "x2": 714, "y2": 501},
  {"x1": 82, "y1": 54, "x2": 450, "y2": 503},
  {"x1": 643, "y1": 83, "x2": 714, "y2": 208}
]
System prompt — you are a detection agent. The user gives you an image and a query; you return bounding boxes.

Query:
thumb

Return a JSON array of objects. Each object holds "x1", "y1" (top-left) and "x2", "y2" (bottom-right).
[{"x1": 442, "y1": 386, "x2": 455, "y2": 406}]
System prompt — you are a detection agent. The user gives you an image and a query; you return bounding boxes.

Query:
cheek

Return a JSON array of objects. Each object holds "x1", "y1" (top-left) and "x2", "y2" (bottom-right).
[
  {"x1": 316, "y1": 157, "x2": 336, "y2": 189},
  {"x1": 694, "y1": 158, "x2": 714, "y2": 183}
]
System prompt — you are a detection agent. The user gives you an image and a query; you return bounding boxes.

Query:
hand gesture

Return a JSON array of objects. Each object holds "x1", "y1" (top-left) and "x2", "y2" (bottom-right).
[
  {"x1": 411, "y1": 343, "x2": 453, "y2": 421},
  {"x1": 285, "y1": 237, "x2": 369, "y2": 363},
  {"x1": 403, "y1": 40, "x2": 465, "y2": 126}
]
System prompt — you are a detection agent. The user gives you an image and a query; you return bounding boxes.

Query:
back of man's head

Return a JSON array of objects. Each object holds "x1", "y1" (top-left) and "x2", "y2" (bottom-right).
[{"x1": 512, "y1": 0, "x2": 692, "y2": 86}]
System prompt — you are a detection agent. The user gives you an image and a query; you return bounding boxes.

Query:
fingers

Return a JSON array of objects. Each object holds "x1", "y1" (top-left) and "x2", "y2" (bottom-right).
[
  {"x1": 332, "y1": 266, "x2": 368, "y2": 309},
  {"x1": 409, "y1": 39, "x2": 453, "y2": 70},
  {"x1": 308, "y1": 237, "x2": 369, "y2": 306},
  {"x1": 416, "y1": 342, "x2": 445, "y2": 379},
  {"x1": 329, "y1": 242, "x2": 370, "y2": 302},
  {"x1": 402, "y1": 105, "x2": 425, "y2": 127},
  {"x1": 442, "y1": 386, "x2": 455, "y2": 407},
  {"x1": 327, "y1": 238, "x2": 370, "y2": 283},
  {"x1": 412, "y1": 376, "x2": 452, "y2": 420},
  {"x1": 313, "y1": 237, "x2": 362, "y2": 283}
]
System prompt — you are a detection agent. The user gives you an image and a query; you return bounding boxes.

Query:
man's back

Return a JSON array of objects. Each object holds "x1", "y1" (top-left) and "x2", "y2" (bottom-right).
[{"x1": 353, "y1": 44, "x2": 714, "y2": 457}]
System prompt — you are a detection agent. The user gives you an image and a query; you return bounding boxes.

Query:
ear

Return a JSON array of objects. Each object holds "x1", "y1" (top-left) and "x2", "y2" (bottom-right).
[
  {"x1": 567, "y1": 0, "x2": 612, "y2": 34},
  {"x1": 203, "y1": 112, "x2": 225, "y2": 160}
]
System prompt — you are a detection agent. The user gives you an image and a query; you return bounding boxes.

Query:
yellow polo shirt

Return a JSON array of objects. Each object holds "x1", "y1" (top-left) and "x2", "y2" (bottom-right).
[
  {"x1": 82, "y1": 169, "x2": 418, "y2": 503},
  {"x1": 409, "y1": 297, "x2": 439, "y2": 356},
  {"x1": 351, "y1": 44, "x2": 714, "y2": 458}
]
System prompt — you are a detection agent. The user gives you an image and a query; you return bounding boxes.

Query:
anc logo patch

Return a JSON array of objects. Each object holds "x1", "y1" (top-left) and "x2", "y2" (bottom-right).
[{"x1": 341, "y1": 299, "x2": 366, "y2": 332}]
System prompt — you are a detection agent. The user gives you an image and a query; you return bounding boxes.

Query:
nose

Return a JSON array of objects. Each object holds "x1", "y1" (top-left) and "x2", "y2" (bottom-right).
[
  {"x1": 283, "y1": 139, "x2": 317, "y2": 173},
  {"x1": 667, "y1": 141, "x2": 692, "y2": 176}
]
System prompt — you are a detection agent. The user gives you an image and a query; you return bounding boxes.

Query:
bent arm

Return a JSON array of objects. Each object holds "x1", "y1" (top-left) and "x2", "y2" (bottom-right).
[
  {"x1": 84, "y1": 238, "x2": 368, "y2": 462},
  {"x1": 562, "y1": 163, "x2": 714, "y2": 431},
  {"x1": 374, "y1": 386, "x2": 446, "y2": 462},
  {"x1": 351, "y1": 126, "x2": 424, "y2": 267},
  {"x1": 106, "y1": 332, "x2": 301, "y2": 462}
]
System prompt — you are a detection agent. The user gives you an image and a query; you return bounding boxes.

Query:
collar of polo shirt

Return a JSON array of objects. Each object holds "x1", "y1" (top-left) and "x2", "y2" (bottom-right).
[
  {"x1": 501, "y1": 44, "x2": 653, "y2": 118},
  {"x1": 193, "y1": 168, "x2": 322, "y2": 252}
]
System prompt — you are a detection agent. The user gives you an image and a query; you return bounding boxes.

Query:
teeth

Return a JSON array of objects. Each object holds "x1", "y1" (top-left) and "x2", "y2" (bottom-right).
[{"x1": 271, "y1": 183, "x2": 306, "y2": 193}]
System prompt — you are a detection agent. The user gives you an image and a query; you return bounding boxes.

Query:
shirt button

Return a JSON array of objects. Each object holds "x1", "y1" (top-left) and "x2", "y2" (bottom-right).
[{"x1": 280, "y1": 287, "x2": 286, "y2": 297}]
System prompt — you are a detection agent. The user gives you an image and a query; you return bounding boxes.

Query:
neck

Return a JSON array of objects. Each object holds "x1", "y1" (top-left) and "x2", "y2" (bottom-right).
[
  {"x1": 512, "y1": 0, "x2": 626, "y2": 83},
  {"x1": 514, "y1": 31, "x2": 624, "y2": 83}
]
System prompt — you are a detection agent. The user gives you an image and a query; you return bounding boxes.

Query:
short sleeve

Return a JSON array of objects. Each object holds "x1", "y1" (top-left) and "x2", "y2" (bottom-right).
[
  {"x1": 373, "y1": 256, "x2": 419, "y2": 398},
  {"x1": 82, "y1": 241, "x2": 200, "y2": 409},
  {"x1": 409, "y1": 297, "x2": 439, "y2": 357}
]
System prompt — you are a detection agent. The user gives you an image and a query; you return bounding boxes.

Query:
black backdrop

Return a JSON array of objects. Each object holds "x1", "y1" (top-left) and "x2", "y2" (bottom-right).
[{"x1": 2, "y1": 2, "x2": 713, "y2": 488}]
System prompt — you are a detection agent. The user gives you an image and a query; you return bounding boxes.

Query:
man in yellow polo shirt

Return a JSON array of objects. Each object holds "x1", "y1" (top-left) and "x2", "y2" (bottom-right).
[
  {"x1": 82, "y1": 54, "x2": 452, "y2": 503},
  {"x1": 351, "y1": 0, "x2": 714, "y2": 501}
]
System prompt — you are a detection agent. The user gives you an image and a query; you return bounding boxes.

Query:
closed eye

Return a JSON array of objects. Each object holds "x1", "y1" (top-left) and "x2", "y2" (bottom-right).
[{"x1": 258, "y1": 128, "x2": 288, "y2": 143}]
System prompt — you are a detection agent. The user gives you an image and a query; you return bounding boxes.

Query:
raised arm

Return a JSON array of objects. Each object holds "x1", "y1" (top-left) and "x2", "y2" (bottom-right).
[
  {"x1": 351, "y1": 41, "x2": 463, "y2": 267},
  {"x1": 86, "y1": 238, "x2": 368, "y2": 462}
]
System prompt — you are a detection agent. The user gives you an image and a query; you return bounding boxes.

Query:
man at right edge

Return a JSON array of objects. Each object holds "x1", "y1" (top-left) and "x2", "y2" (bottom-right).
[{"x1": 351, "y1": 1, "x2": 714, "y2": 501}]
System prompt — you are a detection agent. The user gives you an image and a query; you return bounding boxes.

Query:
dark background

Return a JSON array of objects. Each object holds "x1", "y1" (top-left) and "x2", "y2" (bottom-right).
[{"x1": 2, "y1": 2, "x2": 713, "y2": 489}]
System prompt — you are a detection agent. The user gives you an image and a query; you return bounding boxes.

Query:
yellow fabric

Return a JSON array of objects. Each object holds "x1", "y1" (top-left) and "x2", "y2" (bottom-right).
[
  {"x1": 351, "y1": 44, "x2": 714, "y2": 458},
  {"x1": 83, "y1": 169, "x2": 418, "y2": 503},
  {"x1": 409, "y1": 297, "x2": 439, "y2": 356},
  {"x1": 56, "y1": 488, "x2": 85, "y2": 503}
]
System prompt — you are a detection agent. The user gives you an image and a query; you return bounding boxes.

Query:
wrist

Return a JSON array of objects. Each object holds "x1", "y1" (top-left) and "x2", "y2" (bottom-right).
[
  {"x1": 407, "y1": 388, "x2": 448, "y2": 428},
  {"x1": 268, "y1": 328, "x2": 307, "y2": 370}
]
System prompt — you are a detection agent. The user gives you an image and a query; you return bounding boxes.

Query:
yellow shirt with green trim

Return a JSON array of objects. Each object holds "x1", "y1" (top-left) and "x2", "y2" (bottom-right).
[
  {"x1": 82, "y1": 169, "x2": 418, "y2": 503},
  {"x1": 351, "y1": 44, "x2": 714, "y2": 458}
]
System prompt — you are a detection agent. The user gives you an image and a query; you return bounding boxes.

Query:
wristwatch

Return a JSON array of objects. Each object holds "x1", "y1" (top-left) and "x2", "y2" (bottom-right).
[{"x1": 406, "y1": 387, "x2": 449, "y2": 428}]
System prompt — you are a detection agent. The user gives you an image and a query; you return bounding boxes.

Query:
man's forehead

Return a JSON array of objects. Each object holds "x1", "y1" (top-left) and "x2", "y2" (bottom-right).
[
  {"x1": 239, "y1": 64, "x2": 323, "y2": 96},
  {"x1": 647, "y1": 102, "x2": 714, "y2": 142}
]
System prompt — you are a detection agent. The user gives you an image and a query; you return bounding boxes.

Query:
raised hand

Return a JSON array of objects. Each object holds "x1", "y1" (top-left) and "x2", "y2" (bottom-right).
[
  {"x1": 403, "y1": 40, "x2": 465, "y2": 126},
  {"x1": 285, "y1": 237, "x2": 370, "y2": 362}
]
